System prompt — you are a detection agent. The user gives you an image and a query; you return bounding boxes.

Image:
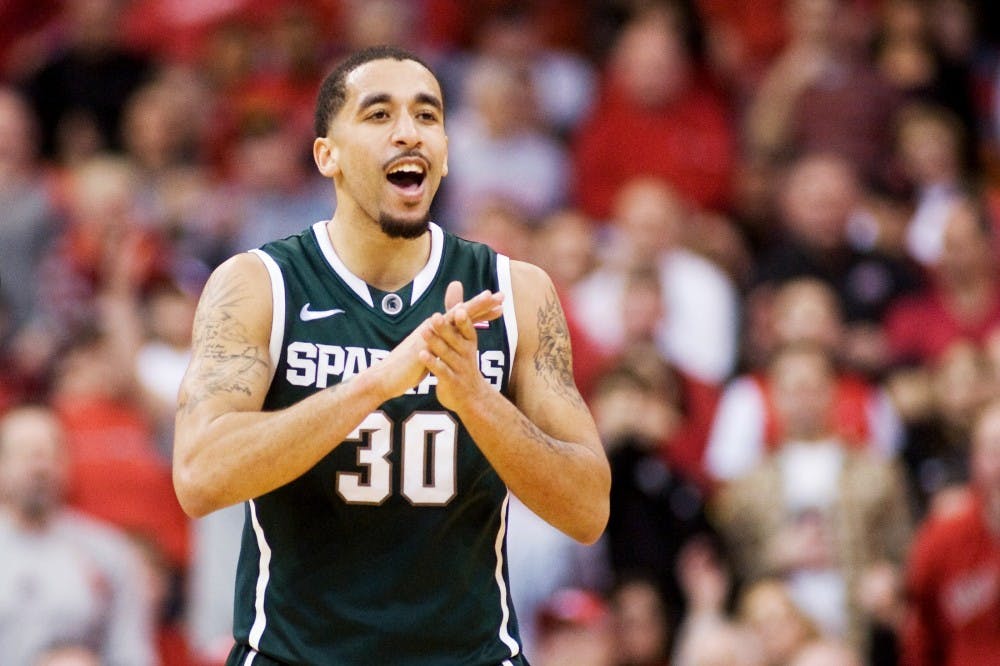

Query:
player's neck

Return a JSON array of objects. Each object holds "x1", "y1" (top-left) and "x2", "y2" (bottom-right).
[{"x1": 325, "y1": 214, "x2": 431, "y2": 292}]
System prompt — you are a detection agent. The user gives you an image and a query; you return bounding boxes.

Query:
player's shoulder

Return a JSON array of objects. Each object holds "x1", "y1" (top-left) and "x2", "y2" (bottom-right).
[
  {"x1": 508, "y1": 259, "x2": 554, "y2": 293},
  {"x1": 193, "y1": 252, "x2": 274, "y2": 332},
  {"x1": 206, "y1": 251, "x2": 271, "y2": 292}
]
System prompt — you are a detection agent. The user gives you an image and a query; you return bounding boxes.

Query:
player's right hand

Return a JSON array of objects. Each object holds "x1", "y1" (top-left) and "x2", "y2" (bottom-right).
[{"x1": 367, "y1": 285, "x2": 503, "y2": 401}]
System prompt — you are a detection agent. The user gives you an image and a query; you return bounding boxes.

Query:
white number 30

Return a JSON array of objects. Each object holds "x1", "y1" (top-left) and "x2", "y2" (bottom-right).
[{"x1": 336, "y1": 411, "x2": 458, "y2": 506}]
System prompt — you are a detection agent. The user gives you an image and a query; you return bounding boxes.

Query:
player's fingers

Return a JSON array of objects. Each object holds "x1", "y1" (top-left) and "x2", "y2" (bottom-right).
[
  {"x1": 420, "y1": 334, "x2": 460, "y2": 372},
  {"x1": 418, "y1": 350, "x2": 450, "y2": 377},
  {"x1": 452, "y1": 306, "x2": 476, "y2": 340},
  {"x1": 426, "y1": 314, "x2": 468, "y2": 355},
  {"x1": 460, "y1": 291, "x2": 504, "y2": 323},
  {"x1": 444, "y1": 281, "x2": 464, "y2": 311}
]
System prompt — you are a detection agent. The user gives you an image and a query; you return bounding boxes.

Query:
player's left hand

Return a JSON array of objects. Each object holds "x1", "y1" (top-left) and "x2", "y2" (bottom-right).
[{"x1": 420, "y1": 282, "x2": 490, "y2": 413}]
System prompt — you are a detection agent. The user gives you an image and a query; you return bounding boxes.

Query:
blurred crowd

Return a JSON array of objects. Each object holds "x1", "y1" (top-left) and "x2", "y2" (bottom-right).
[{"x1": 2, "y1": 0, "x2": 1000, "y2": 664}]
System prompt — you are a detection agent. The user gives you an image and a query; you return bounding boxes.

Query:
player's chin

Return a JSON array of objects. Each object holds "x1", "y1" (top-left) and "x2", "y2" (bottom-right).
[{"x1": 378, "y1": 211, "x2": 431, "y2": 239}]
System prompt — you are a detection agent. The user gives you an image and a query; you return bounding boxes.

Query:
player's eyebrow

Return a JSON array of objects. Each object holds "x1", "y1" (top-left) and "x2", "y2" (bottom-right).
[
  {"x1": 357, "y1": 92, "x2": 443, "y2": 112},
  {"x1": 414, "y1": 92, "x2": 443, "y2": 112},
  {"x1": 358, "y1": 92, "x2": 392, "y2": 110}
]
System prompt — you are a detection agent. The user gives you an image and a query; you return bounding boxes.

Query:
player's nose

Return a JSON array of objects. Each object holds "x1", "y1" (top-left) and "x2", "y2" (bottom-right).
[{"x1": 391, "y1": 112, "x2": 421, "y2": 148}]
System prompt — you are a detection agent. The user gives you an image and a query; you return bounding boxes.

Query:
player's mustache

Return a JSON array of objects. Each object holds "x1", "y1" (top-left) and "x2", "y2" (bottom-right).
[{"x1": 382, "y1": 149, "x2": 429, "y2": 171}]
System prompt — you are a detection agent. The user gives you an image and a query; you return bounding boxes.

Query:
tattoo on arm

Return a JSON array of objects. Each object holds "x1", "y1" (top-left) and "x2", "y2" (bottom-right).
[
  {"x1": 533, "y1": 287, "x2": 586, "y2": 409},
  {"x1": 516, "y1": 408, "x2": 574, "y2": 455},
  {"x1": 178, "y1": 273, "x2": 269, "y2": 414}
]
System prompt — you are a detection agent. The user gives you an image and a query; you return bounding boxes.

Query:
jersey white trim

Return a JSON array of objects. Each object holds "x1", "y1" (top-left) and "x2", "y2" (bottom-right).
[
  {"x1": 496, "y1": 254, "x2": 518, "y2": 372},
  {"x1": 242, "y1": 651, "x2": 256, "y2": 666},
  {"x1": 247, "y1": 499, "x2": 273, "y2": 654},
  {"x1": 311, "y1": 221, "x2": 446, "y2": 309},
  {"x1": 493, "y1": 493, "x2": 521, "y2": 658},
  {"x1": 248, "y1": 249, "x2": 285, "y2": 383},
  {"x1": 312, "y1": 221, "x2": 374, "y2": 306},
  {"x1": 410, "y1": 222, "x2": 444, "y2": 304}
]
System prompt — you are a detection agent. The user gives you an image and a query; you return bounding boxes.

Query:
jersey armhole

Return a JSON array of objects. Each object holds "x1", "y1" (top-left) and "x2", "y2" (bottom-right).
[
  {"x1": 248, "y1": 249, "x2": 286, "y2": 384},
  {"x1": 496, "y1": 254, "x2": 518, "y2": 373}
]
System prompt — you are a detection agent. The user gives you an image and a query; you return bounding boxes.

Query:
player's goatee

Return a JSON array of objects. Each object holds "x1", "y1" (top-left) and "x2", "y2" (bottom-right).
[{"x1": 379, "y1": 213, "x2": 430, "y2": 239}]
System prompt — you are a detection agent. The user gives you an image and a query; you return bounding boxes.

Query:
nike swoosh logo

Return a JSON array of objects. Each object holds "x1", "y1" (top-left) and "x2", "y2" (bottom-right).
[{"x1": 300, "y1": 303, "x2": 345, "y2": 321}]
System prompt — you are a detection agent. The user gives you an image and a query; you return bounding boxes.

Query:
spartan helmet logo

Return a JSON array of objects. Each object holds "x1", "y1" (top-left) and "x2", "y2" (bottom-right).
[{"x1": 381, "y1": 293, "x2": 404, "y2": 316}]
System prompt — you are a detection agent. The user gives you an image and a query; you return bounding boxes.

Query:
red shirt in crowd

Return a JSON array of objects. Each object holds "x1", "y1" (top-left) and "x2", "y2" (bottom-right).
[
  {"x1": 903, "y1": 493, "x2": 1000, "y2": 666},
  {"x1": 885, "y1": 287, "x2": 1000, "y2": 364},
  {"x1": 571, "y1": 81, "x2": 735, "y2": 220},
  {"x1": 55, "y1": 396, "x2": 190, "y2": 569}
]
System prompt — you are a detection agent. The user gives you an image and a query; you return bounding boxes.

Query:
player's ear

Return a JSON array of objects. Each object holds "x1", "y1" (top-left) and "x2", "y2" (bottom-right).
[
  {"x1": 441, "y1": 135, "x2": 448, "y2": 178},
  {"x1": 313, "y1": 137, "x2": 339, "y2": 178}
]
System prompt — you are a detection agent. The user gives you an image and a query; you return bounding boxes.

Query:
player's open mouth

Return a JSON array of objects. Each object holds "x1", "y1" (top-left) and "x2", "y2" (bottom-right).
[{"x1": 386, "y1": 161, "x2": 427, "y2": 198}]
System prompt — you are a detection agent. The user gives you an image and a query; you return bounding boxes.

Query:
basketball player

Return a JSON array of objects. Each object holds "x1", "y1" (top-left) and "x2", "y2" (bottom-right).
[{"x1": 173, "y1": 45, "x2": 610, "y2": 665}]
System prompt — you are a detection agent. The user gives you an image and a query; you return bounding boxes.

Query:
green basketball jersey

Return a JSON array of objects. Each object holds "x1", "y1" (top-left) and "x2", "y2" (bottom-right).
[{"x1": 227, "y1": 221, "x2": 527, "y2": 666}]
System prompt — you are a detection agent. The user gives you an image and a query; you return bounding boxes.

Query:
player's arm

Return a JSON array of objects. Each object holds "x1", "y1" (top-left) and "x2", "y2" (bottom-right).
[
  {"x1": 422, "y1": 263, "x2": 610, "y2": 544},
  {"x1": 173, "y1": 253, "x2": 502, "y2": 517}
]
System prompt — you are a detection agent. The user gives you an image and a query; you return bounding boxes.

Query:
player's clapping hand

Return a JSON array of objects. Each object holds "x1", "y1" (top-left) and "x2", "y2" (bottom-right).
[
  {"x1": 372, "y1": 283, "x2": 502, "y2": 402},
  {"x1": 420, "y1": 281, "x2": 496, "y2": 412}
]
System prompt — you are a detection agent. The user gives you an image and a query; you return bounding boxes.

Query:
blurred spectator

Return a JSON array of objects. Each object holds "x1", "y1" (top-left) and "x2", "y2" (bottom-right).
[
  {"x1": 885, "y1": 197, "x2": 1000, "y2": 364},
  {"x1": 121, "y1": 80, "x2": 201, "y2": 177},
  {"x1": 572, "y1": 5, "x2": 735, "y2": 220},
  {"x1": 874, "y1": 0, "x2": 980, "y2": 137},
  {"x1": 745, "y1": 0, "x2": 901, "y2": 183},
  {"x1": 0, "y1": 86, "x2": 62, "y2": 401},
  {"x1": 893, "y1": 339, "x2": 997, "y2": 519},
  {"x1": 714, "y1": 343, "x2": 912, "y2": 650},
  {"x1": 507, "y1": 494, "x2": 609, "y2": 658},
  {"x1": 119, "y1": 72, "x2": 228, "y2": 279},
  {"x1": 903, "y1": 398, "x2": 1000, "y2": 665},
  {"x1": 340, "y1": 0, "x2": 417, "y2": 53},
  {"x1": 440, "y1": 56, "x2": 569, "y2": 230},
  {"x1": 0, "y1": 405, "x2": 155, "y2": 666},
  {"x1": 609, "y1": 576, "x2": 672, "y2": 666},
  {"x1": 220, "y1": 1, "x2": 334, "y2": 153},
  {"x1": 893, "y1": 103, "x2": 972, "y2": 266},
  {"x1": 707, "y1": 279, "x2": 902, "y2": 482},
  {"x1": 131, "y1": 533, "x2": 195, "y2": 666},
  {"x1": 35, "y1": 155, "x2": 169, "y2": 366},
  {"x1": 697, "y1": 0, "x2": 788, "y2": 97},
  {"x1": 0, "y1": 87, "x2": 60, "y2": 346},
  {"x1": 51, "y1": 330, "x2": 190, "y2": 571},
  {"x1": 571, "y1": 177, "x2": 739, "y2": 384},
  {"x1": 532, "y1": 209, "x2": 597, "y2": 292},
  {"x1": 534, "y1": 587, "x2": 614, "y2": 666},
  {"x1": 751, "y1": 152, "x2": 923, "y2": 366},
  {"x1": 460, "y1": 200, "x2": 534, "y2": 261},
  {"x1": 736, "y1": 579, "x2": 819, "y2": 666},
  {"x1": 19, "y1": 0, "x2": 154, "y2": 162},
  {"x1": 923, "y1": 0, "x2": 991, "y2": 147},
  {"x1": 466, "y1": 7, "x2": 597, "y2": 136},
  {"x1": 596, "y1": 361, "x2": 721, "y2": 624},
  {"x1": 214, "y1": 110, "x2": 331, "y2": 254}
]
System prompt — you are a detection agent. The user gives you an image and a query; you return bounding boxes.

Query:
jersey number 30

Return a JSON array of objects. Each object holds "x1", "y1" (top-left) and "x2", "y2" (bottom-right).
[{"x1": 337, "y1": 411, "x2": 457, "y2": 506}]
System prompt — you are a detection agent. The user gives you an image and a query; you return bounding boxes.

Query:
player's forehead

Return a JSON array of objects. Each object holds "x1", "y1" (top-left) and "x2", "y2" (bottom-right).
[{"x1": 342, "y1": 58, "x2": 442, "y2": 110}]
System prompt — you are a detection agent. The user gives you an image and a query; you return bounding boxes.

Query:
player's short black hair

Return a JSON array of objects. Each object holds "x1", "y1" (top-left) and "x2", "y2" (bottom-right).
[{"x1": 314, "y1": 45, "x2": 435, "y2": 137}]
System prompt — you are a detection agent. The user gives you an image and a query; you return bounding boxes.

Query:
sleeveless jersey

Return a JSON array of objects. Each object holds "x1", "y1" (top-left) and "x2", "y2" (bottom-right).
[{"x1": 227, "y1": 221, "x2": 526, "y2": 666}]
